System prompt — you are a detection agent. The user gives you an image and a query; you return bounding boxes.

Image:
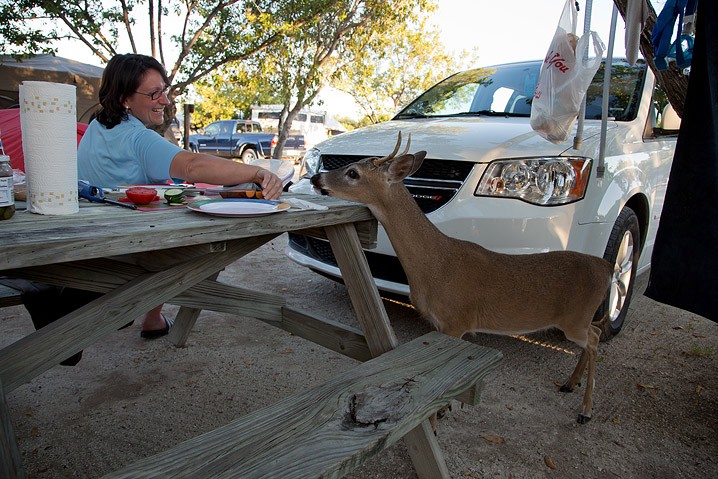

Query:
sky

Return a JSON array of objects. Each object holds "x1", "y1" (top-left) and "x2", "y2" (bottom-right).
[
  {"x1": 55, "y1": 0, "x2": 668, "y2": 118},
  {"x1": 433, "y1": 0, "x2": 630, "y2": 66}
]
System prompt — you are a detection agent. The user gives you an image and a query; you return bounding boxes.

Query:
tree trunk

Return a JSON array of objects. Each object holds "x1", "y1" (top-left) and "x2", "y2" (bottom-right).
[{"x1": 611, "y1": 0, "x2": 689, "y2": 117}]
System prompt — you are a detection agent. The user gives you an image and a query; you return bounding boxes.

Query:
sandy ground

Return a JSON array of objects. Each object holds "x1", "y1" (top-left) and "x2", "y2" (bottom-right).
[{"x1": 2, "y1": 234, "x2": 717, "y2": 478}]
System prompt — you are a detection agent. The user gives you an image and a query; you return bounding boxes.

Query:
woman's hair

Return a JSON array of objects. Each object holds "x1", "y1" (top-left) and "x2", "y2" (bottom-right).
[{"x1": 95, "y1": 53, "x2": 170, "y2": 129}]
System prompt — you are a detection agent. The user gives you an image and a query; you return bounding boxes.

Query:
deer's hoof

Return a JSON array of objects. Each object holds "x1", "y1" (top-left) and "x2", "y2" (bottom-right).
[
  {"x1": 559, "y1": 384, "x2": 574, "y2": 393},
  {"x1": 577, "y1": 413, "x2": 592, "y2": 424}
]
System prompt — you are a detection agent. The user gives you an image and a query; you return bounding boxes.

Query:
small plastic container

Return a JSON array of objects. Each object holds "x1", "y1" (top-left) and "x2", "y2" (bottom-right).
[{"x1": 0, "y1": 155, "x2": 15, "y2": 220}]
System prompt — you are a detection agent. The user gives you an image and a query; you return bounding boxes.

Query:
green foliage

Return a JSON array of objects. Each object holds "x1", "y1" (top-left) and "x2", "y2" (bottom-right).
[
  {"x1": 0, "y1": 1, "x2": 323, "y2": 94},
  {"x1": 332, "y1": 9, "x2": 480, "y2": 124},
  {"x1": 0, "y1": 0, "x2": 478, "y2": 141},
  {"x1": 335, "y1": 114, "x2": 389, "y2": 131},
  {"x1": 239, "y1": 0, "x2": 434, "y2": 157},
  {"x1": 192, "y1": 66, "x2": 281, "y2": 128},
  {"x1": 0, "y1": 0, "x2": 330, "y2": 133}
]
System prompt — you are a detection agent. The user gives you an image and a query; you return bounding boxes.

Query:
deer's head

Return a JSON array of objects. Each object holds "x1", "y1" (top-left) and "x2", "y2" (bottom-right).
[{"x1": 311, "y1": 132, "x2": 427, "y2": 204}]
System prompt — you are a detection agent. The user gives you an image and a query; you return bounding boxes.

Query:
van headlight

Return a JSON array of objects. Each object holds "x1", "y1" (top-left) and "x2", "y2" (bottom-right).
[{"x1": 476, "y1": 157, "x2": 591, "y2": 205}]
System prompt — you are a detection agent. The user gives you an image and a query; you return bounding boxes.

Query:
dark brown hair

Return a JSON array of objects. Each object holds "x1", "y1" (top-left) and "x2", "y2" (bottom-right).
[{"x1": 95, "y1": 54, "x2": 170, "y2": 129}]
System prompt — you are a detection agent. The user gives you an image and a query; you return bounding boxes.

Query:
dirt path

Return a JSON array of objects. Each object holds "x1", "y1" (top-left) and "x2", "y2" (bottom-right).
[{"x1": 2, "y1": 235, "x2": 716, "y2": 478}]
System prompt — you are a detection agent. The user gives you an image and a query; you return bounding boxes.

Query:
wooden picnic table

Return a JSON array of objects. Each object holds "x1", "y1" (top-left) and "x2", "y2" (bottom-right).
[{"x1": 0, "y1": 194, "x2": 500, "y2": 478}]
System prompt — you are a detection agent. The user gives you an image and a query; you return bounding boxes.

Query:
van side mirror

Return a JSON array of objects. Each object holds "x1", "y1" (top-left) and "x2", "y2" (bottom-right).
[{"x1": 661, "y1": 104, "x2": 681, "y2": 131}]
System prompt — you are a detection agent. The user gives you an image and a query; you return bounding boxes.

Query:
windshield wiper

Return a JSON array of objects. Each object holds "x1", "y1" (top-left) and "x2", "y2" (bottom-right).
[
  {"x1": 395, "y1": 109, "x2": 517, "y2": 119},
  {"x1": 394, "y1": 112, "x2": 428, "y2": 119},
  {"x1": 472, "y1": 109, "x2": 508, "y2": 116}
]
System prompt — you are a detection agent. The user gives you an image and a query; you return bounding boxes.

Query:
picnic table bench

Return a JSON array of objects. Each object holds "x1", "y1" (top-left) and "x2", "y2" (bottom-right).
[{"x1": 104, "y1": 332, "x2": 501, "y2": 479}]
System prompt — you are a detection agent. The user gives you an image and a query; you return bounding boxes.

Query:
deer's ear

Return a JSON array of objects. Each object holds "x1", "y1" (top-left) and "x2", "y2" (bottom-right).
[{"x1": 386, "y1": 151, "x2": 426, "y2": 182}]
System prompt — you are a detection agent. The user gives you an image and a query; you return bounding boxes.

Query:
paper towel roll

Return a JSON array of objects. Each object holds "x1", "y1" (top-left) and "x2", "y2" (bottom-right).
[{"x1": 20, "y1": 81, "x2": 79, "y2": 215}]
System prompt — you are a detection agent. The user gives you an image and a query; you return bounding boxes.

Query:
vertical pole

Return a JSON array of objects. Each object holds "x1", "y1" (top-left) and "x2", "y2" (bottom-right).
[
  {"x1": 597, "y1": 4, "x2": 619, "y2": 178},
  {"x1": 574, "y1": 0, "x2": 594, "y2": 150}
]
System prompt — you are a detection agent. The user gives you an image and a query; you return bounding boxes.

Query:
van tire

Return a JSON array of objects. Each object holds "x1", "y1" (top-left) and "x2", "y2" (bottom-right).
[{"x1": 594, "y1": 206, "x2": 641, "y2": 341}]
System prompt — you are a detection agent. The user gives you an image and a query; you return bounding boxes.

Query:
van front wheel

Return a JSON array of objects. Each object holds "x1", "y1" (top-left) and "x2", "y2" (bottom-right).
[{"x1": 594, "y1": 206, "x2": 641, "y2": 341}]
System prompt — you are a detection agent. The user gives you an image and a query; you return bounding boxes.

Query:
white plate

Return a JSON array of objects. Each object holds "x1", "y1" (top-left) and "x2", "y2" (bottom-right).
[{"x1": 187, "y1": 199, "x2": 290, "y2": 217}]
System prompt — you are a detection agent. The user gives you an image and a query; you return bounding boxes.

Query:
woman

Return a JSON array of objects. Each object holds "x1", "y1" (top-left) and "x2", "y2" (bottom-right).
[
  {"x1": 78, "y1": 53, "x2": 283, "y2": 339},
  {"x1": 78, "y1": 53, "x2": 282, "y2": 194}
]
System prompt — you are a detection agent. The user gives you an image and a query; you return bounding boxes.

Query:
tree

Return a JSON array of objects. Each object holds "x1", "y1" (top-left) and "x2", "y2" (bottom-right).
[
  {"x1": 611, "y1": 0, "x2": 689, "y2": 117},
  {"x1": 0, "y1": 0, "x2": 327, "y2": 129},
  {"x1": 192, "y1": 66, "x2": 281, "y2": 128},
  {"x1": 332, "y1": 14, "x2": 479, "y2": 124},
  {"x1": 244, "y1": 0, "x2": 433, "y2": 159}
]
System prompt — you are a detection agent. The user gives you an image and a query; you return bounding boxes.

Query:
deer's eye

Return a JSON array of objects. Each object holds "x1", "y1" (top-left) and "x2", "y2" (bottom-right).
[{"x1": 346, "y1": 169, "x2": 359, "y2": 179}]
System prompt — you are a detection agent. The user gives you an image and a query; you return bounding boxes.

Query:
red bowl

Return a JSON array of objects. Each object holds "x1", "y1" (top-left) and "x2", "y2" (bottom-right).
[{"x1": 125, "y1": 187, "x2": 158, "y2": 205}]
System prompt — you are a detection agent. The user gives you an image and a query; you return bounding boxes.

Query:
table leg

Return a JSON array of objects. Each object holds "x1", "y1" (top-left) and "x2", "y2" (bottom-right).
[
  {"x1": 170, "y1": 271, "x2": 221, "y2": 347},
  {"x1": 324, "y1": 223, "x2": 398, "y2": 355},
  {"x1": 0, "y1": 379, "x2": 24, "y2": 479},
  {"x1": 324, "y1": 223, "x2": 450, "y2": 479}
]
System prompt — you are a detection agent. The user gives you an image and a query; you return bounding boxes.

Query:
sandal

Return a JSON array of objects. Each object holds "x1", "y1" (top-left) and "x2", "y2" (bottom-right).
[{"x1": 140, "y1": 314, "x2": 174, "y2": 339}]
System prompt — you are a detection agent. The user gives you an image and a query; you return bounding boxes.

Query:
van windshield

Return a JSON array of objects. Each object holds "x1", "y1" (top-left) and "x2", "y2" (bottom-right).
[{"x1": 394, "y1": 59, "x2": 646, "y2": 122}]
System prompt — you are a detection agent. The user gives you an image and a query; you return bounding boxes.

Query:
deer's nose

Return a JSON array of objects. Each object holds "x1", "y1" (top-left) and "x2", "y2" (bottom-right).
[{"x1": 310, "y1": 174, "x2": 330, "y2": 195}]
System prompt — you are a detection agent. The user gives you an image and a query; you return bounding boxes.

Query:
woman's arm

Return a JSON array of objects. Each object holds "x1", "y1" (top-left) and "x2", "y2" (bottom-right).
[{"x1": 169, "y1": 150, "x2": 283, "y2": 200}]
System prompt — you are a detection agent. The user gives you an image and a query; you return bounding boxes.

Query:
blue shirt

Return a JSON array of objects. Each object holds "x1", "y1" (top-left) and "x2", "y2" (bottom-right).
[{"x1": 77, "y1": 115, "x2": 183, "y2": 188}]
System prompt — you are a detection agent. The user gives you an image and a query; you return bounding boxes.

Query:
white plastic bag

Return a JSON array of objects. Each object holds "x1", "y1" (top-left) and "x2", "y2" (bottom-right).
[{"x1": 530, "y1": 0, "x2": 605, "y2": 144}]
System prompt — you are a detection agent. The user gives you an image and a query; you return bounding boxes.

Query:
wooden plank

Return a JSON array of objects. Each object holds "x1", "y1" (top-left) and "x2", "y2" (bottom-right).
[
  {"x1": 0, "y1": 197, "x2": 375, "y2": 271},
  {"x1": 109, "y1": 242, "x2": 228, "y2": 271},
  {"x1": 3, "y1": 261, "x2": 286, "y2": 318},
  {"x1": 103, "y1": 332, "x2": 503, "y2": 479},
  {"x1": 456, "y1": 381, "x2": 484, "y2": 406},
  {"x1": 169, "y1": 271, "x2": 221, "y2": 347},
  {"x1": 0, "y1": 380, "x2": 24, "y2": 479},
  {"x1": 0, "y1": 235, "x2": 276, "y2": 392},
  {"x1": 281, "y1": 307, "x2": 372, "y2": 362},
  {"x1": 3, "y1": 259, "x2": 144, "y2": 293},
  {"x1": 324, "y1": 223, "x2": 398, "y2": 356},
  {"x1": 0, "y1": 285, "x2": 22, "y2": 308},
  {"x1": 170, "y1": 279, "x2": 285, "y2": 320},
  {"x1": 2, "y1": 263, "x2": 371, "y2": 361},
  {"x1": 404, "y1": 420, "x2": 451, "y2": 479},
  {"x1": 295, "y1": 219, "x2": 378, "y2": 249}
]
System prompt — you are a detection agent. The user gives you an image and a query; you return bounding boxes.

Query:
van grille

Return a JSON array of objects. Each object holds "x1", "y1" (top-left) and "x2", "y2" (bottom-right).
[
  {"x1": 288, "y1": 233, "x2": 409, "y2": 286},
  {"x1": 320, "y1": 154, "x2": 474, "y2": 213}
]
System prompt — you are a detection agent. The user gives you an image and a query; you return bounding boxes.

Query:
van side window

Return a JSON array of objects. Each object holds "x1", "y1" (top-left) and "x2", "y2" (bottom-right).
[{"x1": 649, "y1": 83, "x2": 681, "y2": 137}]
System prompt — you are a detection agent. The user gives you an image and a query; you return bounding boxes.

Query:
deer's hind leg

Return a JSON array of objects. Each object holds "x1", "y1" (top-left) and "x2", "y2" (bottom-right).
[
  {"x1": 575, "y1": 324, "x2": 601, "y2": 423},
  {"x1": 561, "y1": 349, "x2": 589, "y2": 393},
  {"x1": 560, "y1": 324, "x2": 601, "y2": 423}
]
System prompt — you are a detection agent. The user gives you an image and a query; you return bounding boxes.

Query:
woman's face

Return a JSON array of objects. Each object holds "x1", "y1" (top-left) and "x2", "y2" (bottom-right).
[{"x1": 123, "y1": 68, "x2": 170, "y2": 127}]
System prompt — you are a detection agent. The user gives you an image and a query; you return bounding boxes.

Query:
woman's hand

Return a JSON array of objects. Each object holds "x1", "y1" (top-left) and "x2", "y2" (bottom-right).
[
  {"x1": 170, "y1": 152, "x2": 284, "y2": 199},
  {"x1": 255, "y1": 168, "x2": 283, "y2": 200}
]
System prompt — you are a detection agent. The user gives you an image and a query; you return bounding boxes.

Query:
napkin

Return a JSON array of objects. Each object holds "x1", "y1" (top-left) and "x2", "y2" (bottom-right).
[
  {"x1": 283, "y1": 197, "x2": 328, "y2": 211},
  {"x1": 20, "y1": 81, "x2": 79, "y2": 215}
]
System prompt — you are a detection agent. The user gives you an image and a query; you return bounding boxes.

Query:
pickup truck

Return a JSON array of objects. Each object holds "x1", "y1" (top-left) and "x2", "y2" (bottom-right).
[
  {"x1": 286, "y1": 58, "x2": 681, "y2": 340},
  {"x1": 188, "y1": 120, "x2": 277, "y2": 162}
]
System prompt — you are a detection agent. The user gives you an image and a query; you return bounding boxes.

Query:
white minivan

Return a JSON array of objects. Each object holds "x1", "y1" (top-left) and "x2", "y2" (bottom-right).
[{"x1": 286, "y1": 59, "x2": 680, "y2": 339}]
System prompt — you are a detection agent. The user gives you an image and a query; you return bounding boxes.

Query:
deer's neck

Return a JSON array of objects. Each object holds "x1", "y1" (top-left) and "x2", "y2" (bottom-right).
[{"x1": 369, "y1": 185, "x2": 450, "y2": 259}]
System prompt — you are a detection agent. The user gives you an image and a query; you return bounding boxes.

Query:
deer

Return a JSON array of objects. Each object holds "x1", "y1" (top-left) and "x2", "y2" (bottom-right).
[{"x1": 311, "y1": 132, "x2": 612, "y2": 424}]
